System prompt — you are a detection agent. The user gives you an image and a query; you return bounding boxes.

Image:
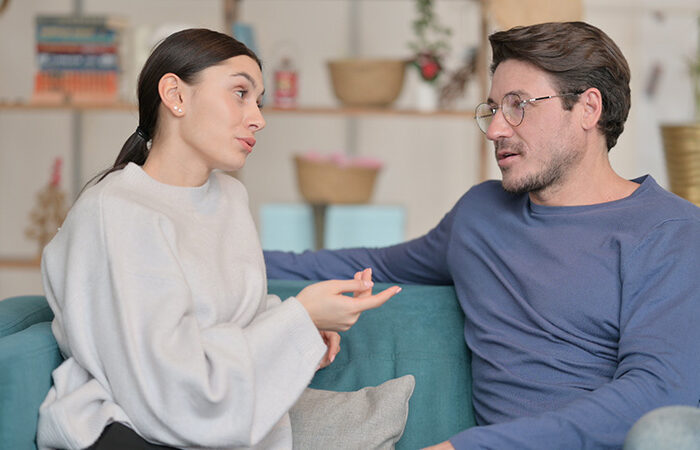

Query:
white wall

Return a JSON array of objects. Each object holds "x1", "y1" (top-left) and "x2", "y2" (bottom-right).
[{"x1": 1, "y1": 0, "x2": 698, "y2": 298}]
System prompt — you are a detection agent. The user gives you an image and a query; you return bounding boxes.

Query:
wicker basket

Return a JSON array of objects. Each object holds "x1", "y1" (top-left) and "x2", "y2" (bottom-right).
[
  {"x1": 328, "y1": 58, "x2": 406, "y2": 107},
  {"x1": 661, "y1": 123, "x2": 700, "y2": 207},
  {"x1": 294, "y1": 155, "x2": 380, "y2": 204}
]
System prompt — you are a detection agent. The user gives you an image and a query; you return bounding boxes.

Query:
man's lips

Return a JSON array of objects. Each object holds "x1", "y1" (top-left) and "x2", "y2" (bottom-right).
[
  {"x1": 495, "y1": 146, "x2": 523, "y2": 169},
  {"x1": 237, "y1": 137, "x2": 256, "y2": 153},
  {"x1": 494, "y1": 140, "x2": 524, "y2": 166},
  {"x1": 496, "y1": 150, "x2": 520, "y2": 161}
]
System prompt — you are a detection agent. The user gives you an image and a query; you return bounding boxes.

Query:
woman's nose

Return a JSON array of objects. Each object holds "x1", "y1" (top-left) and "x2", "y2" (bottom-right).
[{"x1": 247, "y1": 104, "x2": 266, "y2": 132}]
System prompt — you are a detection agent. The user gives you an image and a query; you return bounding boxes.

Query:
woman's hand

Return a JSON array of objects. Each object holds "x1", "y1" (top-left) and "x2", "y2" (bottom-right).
[
  {"x1": 296, "y1": 271, "x2": 401, "y2": 332},
  {"x1": 315, "y1": 269, "x2": 380, "y2": 370},
  {"x1": 353, "y1": 268, "x2": 373, "y2": 298},
  {"x1": 317, "y1": 330, "x2": 341, "y2": 369}
]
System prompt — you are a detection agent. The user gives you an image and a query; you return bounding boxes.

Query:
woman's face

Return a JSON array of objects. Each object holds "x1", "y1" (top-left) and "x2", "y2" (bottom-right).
[{"x1": 179, "y1": 55, "x2": 266, "y2": 174}]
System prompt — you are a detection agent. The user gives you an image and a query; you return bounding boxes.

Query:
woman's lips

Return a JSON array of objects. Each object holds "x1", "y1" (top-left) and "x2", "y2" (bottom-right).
[{"x1": 237, "y1": 137, "x2": 256, "y2": 153}]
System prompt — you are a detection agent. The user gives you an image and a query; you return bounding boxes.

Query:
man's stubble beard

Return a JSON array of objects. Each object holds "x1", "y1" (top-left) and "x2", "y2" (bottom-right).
[{"x1": 499, "y1": 141, "x2": 582, "y2": 196}]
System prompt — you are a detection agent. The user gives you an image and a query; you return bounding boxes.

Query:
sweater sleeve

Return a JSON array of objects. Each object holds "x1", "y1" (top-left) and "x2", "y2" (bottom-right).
[
  {"x1": 264, "y1": 203, "x2": 457, "y2": 285},
  {"x1": 449, "y1": 219, "x2": 700, "y2": 449},
  {"x1": 43, "y1": 194, "x2": 326, "y2": 448}
]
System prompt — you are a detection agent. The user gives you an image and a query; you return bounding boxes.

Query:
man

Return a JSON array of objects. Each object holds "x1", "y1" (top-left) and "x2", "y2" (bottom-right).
[{"x1": 265, "y1": 22, "x2": 700, "y2": 449}]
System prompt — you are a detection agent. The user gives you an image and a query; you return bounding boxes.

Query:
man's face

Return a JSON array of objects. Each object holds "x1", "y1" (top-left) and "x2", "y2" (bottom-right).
[{"x1": 485, "y1": 59, "x2": 583, "y2": 196}]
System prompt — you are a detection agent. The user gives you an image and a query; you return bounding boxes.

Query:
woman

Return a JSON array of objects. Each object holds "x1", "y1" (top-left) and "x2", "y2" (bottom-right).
[{"x1": 37, "y1": 28, "x2": 400, "y2": 450}]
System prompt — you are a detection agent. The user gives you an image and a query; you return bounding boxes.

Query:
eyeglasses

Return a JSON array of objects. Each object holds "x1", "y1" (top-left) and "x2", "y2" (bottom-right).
[{"x1": 475, "y1": 92, "x2": 581, "y2": 134}]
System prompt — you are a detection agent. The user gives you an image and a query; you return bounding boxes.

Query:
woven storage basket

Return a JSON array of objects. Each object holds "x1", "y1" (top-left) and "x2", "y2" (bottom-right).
[
  {"x1": 294, "y1": 155, "x2": 379, "y2": 204},
  {"x1": 328, "y1": 58, "x2": 406, "y2": 107},
  {"x1": 661, "y1": 124, "x2": 700, "y2": 207}
]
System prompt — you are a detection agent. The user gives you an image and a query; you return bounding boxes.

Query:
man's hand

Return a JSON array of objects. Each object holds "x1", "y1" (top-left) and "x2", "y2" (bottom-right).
[{"x1": 422, "y1": 441, "x2": 455, "y2": 450}]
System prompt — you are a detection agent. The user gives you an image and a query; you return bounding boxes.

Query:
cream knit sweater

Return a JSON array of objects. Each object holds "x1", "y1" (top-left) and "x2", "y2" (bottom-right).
[{"x1": 38, "y1": 163, "x2": 326, "y2": 449}]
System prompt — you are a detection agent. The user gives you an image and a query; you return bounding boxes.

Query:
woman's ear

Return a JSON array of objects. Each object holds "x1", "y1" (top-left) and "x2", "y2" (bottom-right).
[
  {"x1": 158, "y1": 73, "x2": 185, "y2": 117},
  {"x1": 579, "y1": 87, "x2": 602, "y2": 131}
]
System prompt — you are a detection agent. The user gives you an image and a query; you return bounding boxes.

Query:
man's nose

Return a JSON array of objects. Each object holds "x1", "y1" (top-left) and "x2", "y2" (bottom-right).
[{"x1": 486, "y1": 109, "x2": 513, "y2": 141}]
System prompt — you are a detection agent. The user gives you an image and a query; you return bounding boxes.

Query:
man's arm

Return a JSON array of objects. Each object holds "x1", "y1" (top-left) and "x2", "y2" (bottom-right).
[
  {"x1": 448, "y1": 219, "x2": 700, "y2": 449},
  {"x1": 264, "y1": 205, "x2": 458, "y2": 285}
]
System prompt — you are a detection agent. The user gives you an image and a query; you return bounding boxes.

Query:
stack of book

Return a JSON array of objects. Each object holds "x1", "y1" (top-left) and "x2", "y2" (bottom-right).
[{"x1": 33, "y1": 15, "x2": 126, "y2": 104}]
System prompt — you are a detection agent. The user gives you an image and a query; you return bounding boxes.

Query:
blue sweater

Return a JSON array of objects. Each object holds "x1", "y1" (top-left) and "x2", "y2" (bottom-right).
[{"x1": 265, "y1": 176, "x2": 700, "y2": 449}]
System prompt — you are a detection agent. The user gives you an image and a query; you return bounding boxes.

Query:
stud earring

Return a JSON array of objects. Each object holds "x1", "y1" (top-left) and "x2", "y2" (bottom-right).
[{"x1": 173, "y1": 105, "x2": 183, "y2": 114}]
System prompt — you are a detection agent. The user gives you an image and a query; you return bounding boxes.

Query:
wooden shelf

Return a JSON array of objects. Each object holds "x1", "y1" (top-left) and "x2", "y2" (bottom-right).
[
  {"x1": 0, "y1": 101, "x2": 474, "y2": 118},
  {"x1": 265, "y1": 106, "x2": 475, "y2": 119},
  {"x1": 0, "y1": 257, "x2": 41, "y2": 269},
  {"x1": 0, "y1": 100, "x2": 136, "y2": 111}
]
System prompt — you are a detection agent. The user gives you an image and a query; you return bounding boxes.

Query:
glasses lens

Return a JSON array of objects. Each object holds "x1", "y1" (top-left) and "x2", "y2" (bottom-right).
[
  {"x1": 502, "y1": 93, "x2": 524, "y2": 127},
  {"x1": 475, "y1": 103, "x2": 494, "y2": 133}
]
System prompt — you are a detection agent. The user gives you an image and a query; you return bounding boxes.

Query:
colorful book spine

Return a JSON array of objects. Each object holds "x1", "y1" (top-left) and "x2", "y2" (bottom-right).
[{"x1": 32, "y1": 15, "x2": 126, "y2": 104}]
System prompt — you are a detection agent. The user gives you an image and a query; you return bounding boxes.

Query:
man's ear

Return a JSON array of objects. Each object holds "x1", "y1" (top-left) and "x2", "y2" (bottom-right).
[
  {"x1": 579, "y1": 87, "x2": 602, "y2": 131},
  {"x1": 158, "y1": 73, "x2": 185, "y2": 117}
]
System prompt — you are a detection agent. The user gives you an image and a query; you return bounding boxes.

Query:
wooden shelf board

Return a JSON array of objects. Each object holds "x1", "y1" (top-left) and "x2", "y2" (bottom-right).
[
  {"x1": 0, "y1": 101, "x2": 474, "y2": 118},
  {"x1": 0, "y1": 257, "x2": 41, "y2": 269},
  {"x1": 265, "y1": 106, "x2": 475, "y2": 118},
  {"x1": 0, "y1": 101, "x2": 137, "y2": 111}
]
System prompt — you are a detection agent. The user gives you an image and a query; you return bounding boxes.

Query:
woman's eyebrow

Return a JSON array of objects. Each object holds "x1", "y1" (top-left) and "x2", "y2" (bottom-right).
[{"x1": 230, "y1": 72, "x2": 257, "y2": 89}]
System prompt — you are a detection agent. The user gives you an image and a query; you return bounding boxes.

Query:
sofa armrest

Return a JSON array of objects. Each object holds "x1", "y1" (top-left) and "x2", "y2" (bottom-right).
[
  {"x1": 0, "y1": 321, "x2": 63, "y2": 450},
  {"x1": 268, "y1": 279, "x2": 476, "y2": 450},
  {"x1": 0, "y1": 295, "x2": 54, "y2": 338}
]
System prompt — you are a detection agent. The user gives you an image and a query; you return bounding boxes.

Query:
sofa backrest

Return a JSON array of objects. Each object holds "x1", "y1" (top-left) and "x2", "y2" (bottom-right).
[
  {"x1": 0, "y1": 282, "x2": 475, "y2": 450},
  {"x1": 268, "y1": 279, "x2": 475, "y2": 450}
]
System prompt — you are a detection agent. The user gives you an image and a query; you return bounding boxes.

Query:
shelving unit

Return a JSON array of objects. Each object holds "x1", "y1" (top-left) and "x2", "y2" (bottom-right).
[
  {"x1": 0, "y1": 100, "x2": 477, "y2": 270},
  {"x1": 0, "y1": 0, "x2": 486, "y2": 273}
]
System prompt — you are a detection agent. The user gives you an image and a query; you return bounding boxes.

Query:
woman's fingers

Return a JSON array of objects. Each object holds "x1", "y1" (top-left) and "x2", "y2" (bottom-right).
[
  {"x1": 354, "y1": 268, "x2": 373, "y2": 298},
  {"x1": 315, "y1": 278, "x2": 373, "y2": 295},
  {"x1": 354, "y1": 285, "x2": 402, "y2": 312},
  {"x1": 326, "y1": 331, "x2": 341, "y2": 362},
  {"x1": 317, "y1": 331, "x2": 341, "y2": 369},
  {"x1": 297, "y1": 275, "x2": 401, "y2": 332}
]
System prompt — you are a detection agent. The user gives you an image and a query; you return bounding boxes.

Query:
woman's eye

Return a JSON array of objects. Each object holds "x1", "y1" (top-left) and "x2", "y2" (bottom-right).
[{"x1": 234, "y1": 89, "x2": 247, "y2": 99}]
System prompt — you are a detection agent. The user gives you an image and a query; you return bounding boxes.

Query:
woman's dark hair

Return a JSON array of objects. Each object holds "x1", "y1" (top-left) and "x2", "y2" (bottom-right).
[
  {"x1": 91, "y1": 28, "x2": 261, "y2": 185},
  {"x1": 489, "y1": 21, "x2": 630, "y2": 151}
]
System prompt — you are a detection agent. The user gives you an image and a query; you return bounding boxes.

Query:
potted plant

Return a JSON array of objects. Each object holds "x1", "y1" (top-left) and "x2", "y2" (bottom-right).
[
  {"x1": 661, "y1": 15, "x2": 700, "y2": 207},
  {"x1": 408, "y1": 0, "x2": 452, "y2": 111}
]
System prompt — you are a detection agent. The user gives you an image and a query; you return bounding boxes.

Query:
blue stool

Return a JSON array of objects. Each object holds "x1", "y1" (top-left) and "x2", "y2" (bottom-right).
[
  {"x1": 260, "y1": 203, "x2": 315, "y2": 252},
  {"x1": 324, "y1": 205, "x2": 405, "y2": 249}
]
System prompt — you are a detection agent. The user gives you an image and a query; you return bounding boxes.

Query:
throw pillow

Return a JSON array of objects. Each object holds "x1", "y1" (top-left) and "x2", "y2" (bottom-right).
[{"x1": 289, "y1": 374, "x2": 415, "y2": 450}]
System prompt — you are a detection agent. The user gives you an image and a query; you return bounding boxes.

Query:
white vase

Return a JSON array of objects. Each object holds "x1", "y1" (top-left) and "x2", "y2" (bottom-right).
[{"x1": 416, "y1": 81, "x2": 439, "y2": 112}]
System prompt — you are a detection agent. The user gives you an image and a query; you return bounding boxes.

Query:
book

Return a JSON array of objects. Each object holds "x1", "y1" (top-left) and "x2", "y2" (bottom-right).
[
  {"x1": 37, "y1": 53, "x2": 119, "y2": 71},
  {"x1": 32, "y1": 15, "x2": 126, "y2": 105}
]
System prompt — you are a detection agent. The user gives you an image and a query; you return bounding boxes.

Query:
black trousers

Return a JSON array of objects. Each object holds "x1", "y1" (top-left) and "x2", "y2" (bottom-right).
[{"x1": 85, "y1": 423, "x2": 179, "y2": 450}]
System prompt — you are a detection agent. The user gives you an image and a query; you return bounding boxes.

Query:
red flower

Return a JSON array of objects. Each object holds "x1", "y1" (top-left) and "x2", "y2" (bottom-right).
[{"x1": 415, "y1": 53, "x2": 442, "y2": 82}]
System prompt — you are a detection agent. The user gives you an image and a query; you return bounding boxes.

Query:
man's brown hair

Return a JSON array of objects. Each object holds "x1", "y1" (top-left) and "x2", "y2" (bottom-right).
[{"x1": 489, "y1": 21, "x2": 630, "y2": 151}]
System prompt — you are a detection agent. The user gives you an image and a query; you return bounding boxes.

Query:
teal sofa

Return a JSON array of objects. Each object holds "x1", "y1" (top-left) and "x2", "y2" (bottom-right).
[{"x1": 0, "y1": 280, "x2": 475, "y2": 449}]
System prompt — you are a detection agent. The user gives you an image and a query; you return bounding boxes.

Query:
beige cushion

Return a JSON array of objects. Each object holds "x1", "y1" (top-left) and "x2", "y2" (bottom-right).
[{"x1": 290, "y1": 375, "x2": 415, "y2": 450}]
